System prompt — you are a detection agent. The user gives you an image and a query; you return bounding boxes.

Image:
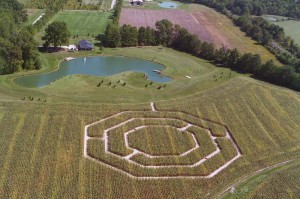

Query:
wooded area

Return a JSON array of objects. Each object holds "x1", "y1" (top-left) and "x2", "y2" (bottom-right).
[
  {"x1": 0, "y1": 0, "x2": 41, "y2": 75},
  {"x1": 188, "y1": 0, "x2": 300, "y2": 18}
]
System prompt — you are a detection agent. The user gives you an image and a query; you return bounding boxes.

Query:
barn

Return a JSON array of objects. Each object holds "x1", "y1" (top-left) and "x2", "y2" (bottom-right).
[{"x1": 78, "y1": 39, "x2": 93, "y2": 51}]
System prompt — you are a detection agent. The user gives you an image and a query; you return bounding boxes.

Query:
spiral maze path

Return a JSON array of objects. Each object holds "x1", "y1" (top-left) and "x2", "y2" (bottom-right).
[{"x1": 84, "y1": 103, "x2": 242, "y2": 179}]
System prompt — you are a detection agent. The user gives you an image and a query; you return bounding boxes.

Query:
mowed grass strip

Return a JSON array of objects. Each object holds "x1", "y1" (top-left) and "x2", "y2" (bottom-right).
[{"x1": 50, "y1": 11, "x2": 111, "y2": 36}]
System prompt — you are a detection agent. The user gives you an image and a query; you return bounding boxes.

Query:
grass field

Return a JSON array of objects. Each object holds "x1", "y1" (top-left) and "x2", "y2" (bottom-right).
[
  {"x1": 273, "y1": 20, "x2": 300, "y2": 45},
  {"x1": 51, "y1": 11, "x2": 111, "y2": 35},
  {"x1": 34, "y1": 10, "x2": 111, "y2": 45},
  {"x1": 262, "y1": 15, "x2": 300, "y2": 45}
]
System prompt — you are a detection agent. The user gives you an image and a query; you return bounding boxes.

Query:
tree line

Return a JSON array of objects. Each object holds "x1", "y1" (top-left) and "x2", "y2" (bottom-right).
[
  {"x1": 0, "y1": 0, "x2": 41, "y2": 75},
  {"x1": 184, "y1": 0, "x2": 300, "y2": 19},
  {"x1": 102, "y1": 19, "x2": 300, "y2": 91},
  {"x1": 177, "y1": 0, "x2": 300, "y2": 75}
]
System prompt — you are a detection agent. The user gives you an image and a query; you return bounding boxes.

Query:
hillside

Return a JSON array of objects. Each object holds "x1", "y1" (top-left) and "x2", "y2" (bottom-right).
[{"x1": 0, "y1": 77, "x2": 299, "y2": 198}]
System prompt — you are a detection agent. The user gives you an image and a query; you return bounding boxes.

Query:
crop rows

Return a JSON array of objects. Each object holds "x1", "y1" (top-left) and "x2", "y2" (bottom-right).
[{"x1": 85, "y1": 105, "x2": 241, "y2": 178}]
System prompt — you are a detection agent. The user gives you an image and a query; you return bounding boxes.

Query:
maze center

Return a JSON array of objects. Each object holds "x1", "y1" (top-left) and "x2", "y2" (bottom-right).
[{"x1": 127, "y1": 126, "x2": 196, "y2": 156}]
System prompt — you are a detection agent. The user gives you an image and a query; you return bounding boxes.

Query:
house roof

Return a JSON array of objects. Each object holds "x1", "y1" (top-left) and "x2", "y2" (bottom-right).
[{"x1": 78, "y1": 39, "x2": 93, "y2": 49}]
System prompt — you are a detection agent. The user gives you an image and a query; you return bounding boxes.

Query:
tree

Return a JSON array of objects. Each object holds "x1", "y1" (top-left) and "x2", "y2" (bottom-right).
[
  {"x1": 42, "y1": 21, "x2": 70, "y2": 48},
  {"x1": 155, "y1": 19, "x2": 174, "y2": 46},
  {"x1": 237, "y1": 53, "x2": 262, "y2": 73},
  {"x1": 138, "y1": 26, "x2": 157, "y2": 46},
  {"x1": 104, "y1": 23, "x2": 120, "y2": 47},
  {"x1": 199, "y1": 42, "x2": 215, "y2": 60},
  {"x1": 138, "y1": 27, "x2": 147, "y2": 46},
  {"x1": 224, "y1": 48, "x2": 241, "y2": 68},
  {"x1": 120, "y1": 24, "x2": 138, "y2": 47}
]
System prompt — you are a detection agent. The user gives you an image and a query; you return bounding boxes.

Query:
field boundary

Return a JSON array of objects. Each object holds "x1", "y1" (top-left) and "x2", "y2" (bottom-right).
[{"x1": 217, "y1": 158, "x2": 300, "y2": 198}]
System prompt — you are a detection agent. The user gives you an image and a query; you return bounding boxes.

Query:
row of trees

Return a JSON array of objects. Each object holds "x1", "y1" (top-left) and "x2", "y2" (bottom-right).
[
  {"x1": 0, "y1": 0, "x2": 41, "y2": 75},
  {"x1": 233, "y1": 15, "x2": 300, "y2": 72},
  {"x1": 103, "y1": 19, "x2": 300, "y2": 91}
]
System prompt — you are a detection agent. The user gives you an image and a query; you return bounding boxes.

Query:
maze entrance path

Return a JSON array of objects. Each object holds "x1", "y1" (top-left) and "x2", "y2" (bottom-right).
[{"x1": 84, "y1": 103, "x2": 242, "y2": 179}]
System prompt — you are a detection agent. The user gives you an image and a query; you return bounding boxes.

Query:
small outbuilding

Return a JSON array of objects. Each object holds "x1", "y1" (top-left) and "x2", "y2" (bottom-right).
[
  {"x1": 131, "y1": 0, "x2": 143, "y2": 6},
  {"x1": 78, "y1": 39, "x2": 93, "y2": 51}
]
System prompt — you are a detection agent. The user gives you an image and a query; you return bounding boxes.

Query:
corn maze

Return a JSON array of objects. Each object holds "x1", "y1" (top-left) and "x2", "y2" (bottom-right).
[{"x1": 84, "y1": 103, "x2": 242, "y2": 179}]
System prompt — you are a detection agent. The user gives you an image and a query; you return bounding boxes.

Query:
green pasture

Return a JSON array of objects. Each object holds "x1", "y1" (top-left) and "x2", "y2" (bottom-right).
[
  {"x1": 274, "y1": 20, "x2": 300, "y2": 45},
  {"x1": 50, "y1": 10, "x2": 111, "y2": 36},
  {"x1": 262, "y1": 15, "x2": 300, "y2": 45}
]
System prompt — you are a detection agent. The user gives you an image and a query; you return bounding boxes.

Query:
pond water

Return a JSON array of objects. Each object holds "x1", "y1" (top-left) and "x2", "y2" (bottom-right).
[
  {"x1": 14, "y1": 56, "x2": 172, "y2": 88},
  {"x1": 158, "y1": 2, "x2": 178, "y2": 8}
]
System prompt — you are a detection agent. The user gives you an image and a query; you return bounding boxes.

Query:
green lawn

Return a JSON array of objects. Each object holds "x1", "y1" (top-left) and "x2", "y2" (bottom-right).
[
  {"x1": 262, "y1": 15, "x2": 300, "y2": 45},
  {"x1": 34, "y1": 10, "x2": 111, "y2": 45},
  {"x1": 274, "y1": 20, "x2": 300, "y2": 45},
  {"x1": 50, "y1": 10, "x2": 111, "y2": 36}
]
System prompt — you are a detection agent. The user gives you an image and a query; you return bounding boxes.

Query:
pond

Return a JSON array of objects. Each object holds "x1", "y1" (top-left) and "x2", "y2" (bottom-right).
[
  {"x1": 14, "y1": 56, "x2": 172, "y2": 88},
  {"x1": 158, "y1": 2, "x2": 178, "y2": 8}
]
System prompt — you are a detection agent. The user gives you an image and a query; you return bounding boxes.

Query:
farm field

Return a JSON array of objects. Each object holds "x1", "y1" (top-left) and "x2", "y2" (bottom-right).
[
  {"x1": 120, "y1": 4, "x2": 278, "y2": 63},
  {"x1": 0, "y1": 75, "x2": 299, "y2": 198}
]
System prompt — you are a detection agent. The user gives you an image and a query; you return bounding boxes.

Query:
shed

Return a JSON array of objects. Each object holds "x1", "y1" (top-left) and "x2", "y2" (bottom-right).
[
  {"x1": 131, "y1": 0, "x2": 143, "y2": 6},
  {"x1": 78, "y1": 39, "x2": 93, "y2": 50}
]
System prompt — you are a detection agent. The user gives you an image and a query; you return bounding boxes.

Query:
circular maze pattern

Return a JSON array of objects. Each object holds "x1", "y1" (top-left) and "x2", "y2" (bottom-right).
[{"x1": 84, "y1": 103, "x2": 241, "y2": 179}]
